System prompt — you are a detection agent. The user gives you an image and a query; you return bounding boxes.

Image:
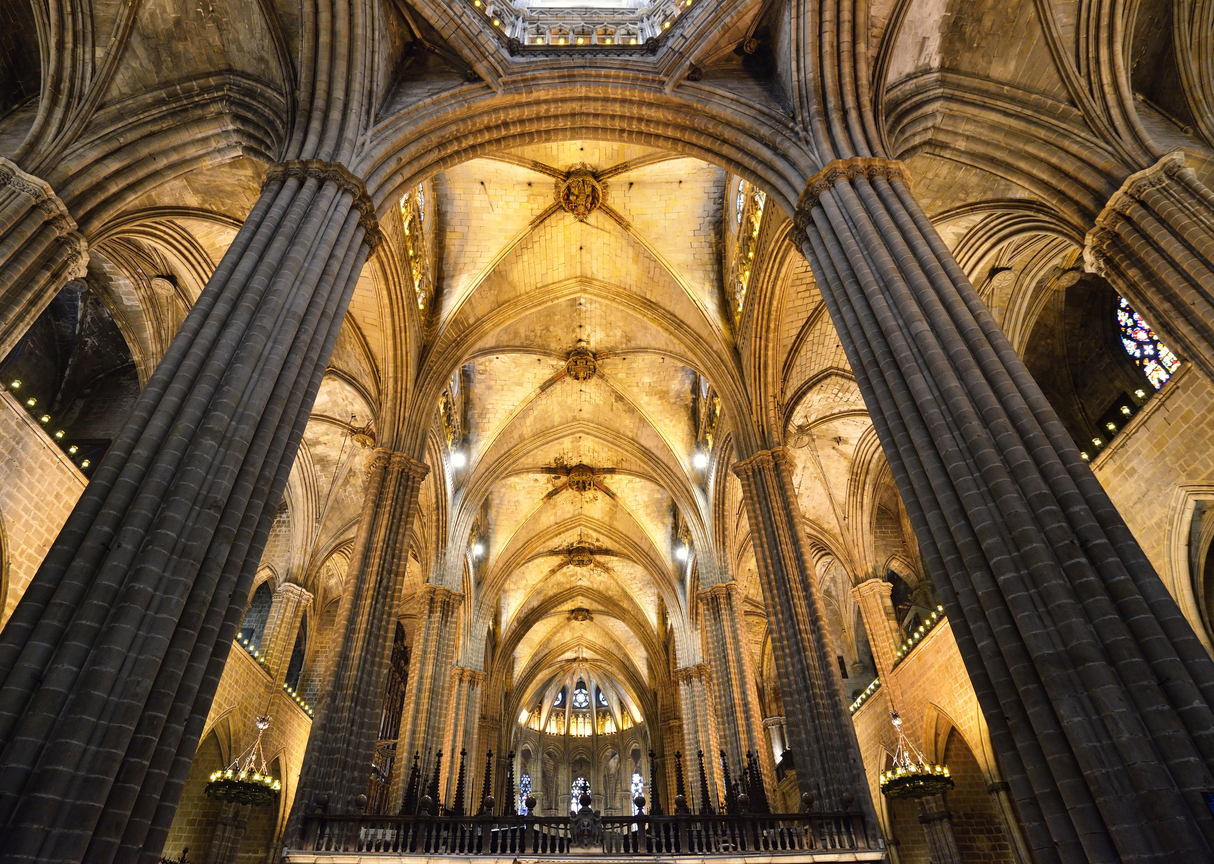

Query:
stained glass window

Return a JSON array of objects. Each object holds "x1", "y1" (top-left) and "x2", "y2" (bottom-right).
[
  {"x1": 572, "y1": 681, "x2": 590, "y2": 709},
  {"x1": 1117, "y1": 297, "x2": 1180, "y2": 389},
  {"x1": 417, "y1": 183, "x2": 426, "y2": 222},
  {"x1": 571, "y1": 777, "x2": 591, "y2": 812},
  {"x1": 596, "y1": 688, "x2": 608, "y2": 708},
  {"x1": 631, "y1": 773, "x2": 644, "y2": 814},
  {"x1": 519, "y1": 773, "x2": 531, "y2": 814},
  {"x1": 735, "y1": 179, "x2": 745, "y2": 226},
  {"x1": 553, "y1": 688, "x2": 564, "y2": 708}
]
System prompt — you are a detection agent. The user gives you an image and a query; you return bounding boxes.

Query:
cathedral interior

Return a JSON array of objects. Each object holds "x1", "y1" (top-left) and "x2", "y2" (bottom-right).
[{"x1": 1, "y1": 0, "x2": 1214, "y2": 861}]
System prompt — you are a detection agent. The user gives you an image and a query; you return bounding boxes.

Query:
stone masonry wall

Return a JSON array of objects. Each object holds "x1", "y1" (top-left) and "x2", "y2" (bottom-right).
[
  {"x1": 0, "y1": 389, "x2": 86, "y2": 626},
  {"x1": 1092, "y1": 365, "x2": 1214, "y2": 651}
]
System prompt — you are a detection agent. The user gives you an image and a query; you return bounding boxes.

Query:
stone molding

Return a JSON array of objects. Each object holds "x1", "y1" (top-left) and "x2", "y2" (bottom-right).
[
  {"x1": 0, "y1": 157, "x2": 89, "y2": 278},
  {"x1": 369, "y1": 448, "x2": 431, "y2": 479},
  {"x1": 1083, "y1": 150, "x2": 1187, "y2": 276},
  {"x1": 695, "y1": 581, "x2": 740, "y2": 603},
  {"x1": 731, "y1": 445, "x2": 796, "y2": 479},
  {"x1": 761, "y1": 716, "x2": 786, "y2": 729},
  {"x1": 791, "y1": 157, "x2": 912, "y2": 244},
  {"x1": 264, "y1": 159, "x2": 383, "y2": 248},
  {"x1": 450, "y1": 666, "x2": 487, "y2": 686},
  {"x1": 419, "y1": 582, "x2": 464, "y2": 608},
  {"x1": 672, "y1": 663, "x2": 712, "y2": 686}
]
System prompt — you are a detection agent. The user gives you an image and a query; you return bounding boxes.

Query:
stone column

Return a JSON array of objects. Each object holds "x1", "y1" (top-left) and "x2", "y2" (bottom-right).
[
  {"x1": 915, "y1": 795, "x2": 962, "y2": 864},
  {"x1": 762, "y1": 716, "x2": 787, "y2": 762},
  {"x1": 202, "y1": 802, "x2": 250, "y2": 864},
  {"x1": 1085, "y1": 151, "x2": 1214, "y2": 384},
  {"x1": 794, "y1": 155, "x2": 1214, "y2": 860},
  {"x1": 672, "y1": 664, "x2": 722, "y2": 811},
  {"x1": 0, "y1": 158, "x2": 89, "y2": 359},
  {"x1": 696, "y1": 582, "x2": 774, "y2": 798},
  {"x1": 732, "y1": 449, "x2": 875, "y2": 819},
  {"x1": 660, "y1": 718, "x2": 684, "y2": 807},
  {"x1": 289, "y1": 449, "x2": 429, "y2": 820},
  {"x1": 393, "y1": 584, "x2": 463, "y2": 807},
  {"x1": 851, "y1": 578, "x2": 903, "y2": 705},
  {"x1": 0, "y1": 159, "x2": 377, "y2": 863},
  {"x1": 261, "y1": 582, "x2": 313, "y2": 686},
  {"x1": 441, "y1": 666, "x2": 485, "y2": 809}
]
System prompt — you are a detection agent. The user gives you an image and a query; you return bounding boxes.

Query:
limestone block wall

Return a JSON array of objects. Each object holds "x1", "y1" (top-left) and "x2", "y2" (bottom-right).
[
  {"x1": 1091, "y1": 365, "x2": 1214, "y2": 653},
  {"x1": 162, "y1": 642, "x2": 314, "y2": 862},
  {"x1": 850, "y1": 623, "x2": 1022, "y2": 864},
  {"x1": 0, "y1": 389, "x2": 85, "y2": 626}
]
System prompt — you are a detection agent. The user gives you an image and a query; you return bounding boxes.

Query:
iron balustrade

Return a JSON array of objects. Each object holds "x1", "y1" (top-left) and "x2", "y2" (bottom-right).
[{"x1": 298, "y1": 811, "x2": 870, "y2": 856}]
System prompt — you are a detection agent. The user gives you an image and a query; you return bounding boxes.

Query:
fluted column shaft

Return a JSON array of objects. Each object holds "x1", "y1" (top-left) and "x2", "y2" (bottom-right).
[
  {"x1": 393, "y1": 585, "x2": 463, "y2": 804},
  {"x1": 673, "y1": 664, "x2": 723, "y2": 810},
  {"x1": 0, "y1": 158, "x2": 89, "y2": 359},
  {"x1": 1085, "y1": 151, "x2": 1214, "y2": 383},
  {"x1": 289, "y1": 449, "x2": 428, "y2": 821},
  {"x1": 794, "y1": 155, "x2": 1214, "y2": 863},
  {"x1": 916, "y1": 796, "x2": 963, "y2": 864},
  {"x1": 441, "y1": 667, "x2": 484, "y2": 807},
  {"x1": 697, "y1": 582, "x2": 774, "y2": 797},
  {"x1": 732, "y1": 448, "x2": 874, "y2": 820},
  {"x1": 0, "y1": 159, "x2": 377, "y2": 864}
]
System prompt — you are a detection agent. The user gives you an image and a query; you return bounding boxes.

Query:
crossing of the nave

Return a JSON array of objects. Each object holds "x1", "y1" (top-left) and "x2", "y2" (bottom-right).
[{"x1": 1, "y1": 0, "x2": 1214, "y2": 862}]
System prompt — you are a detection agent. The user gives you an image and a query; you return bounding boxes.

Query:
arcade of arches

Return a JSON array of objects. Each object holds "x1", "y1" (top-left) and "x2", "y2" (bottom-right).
[{"x1": 1, "y1": 0, "x2": 1214, "y2": 862}]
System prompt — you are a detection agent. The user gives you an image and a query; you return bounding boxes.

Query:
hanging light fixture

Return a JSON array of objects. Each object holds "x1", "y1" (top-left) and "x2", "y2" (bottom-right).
[
  {"x1": 879, "y1": 710, "x2": 953, "y2": 799},
  {"x1": 205, "y1": 714, "x2": 282, "y2": 805}
]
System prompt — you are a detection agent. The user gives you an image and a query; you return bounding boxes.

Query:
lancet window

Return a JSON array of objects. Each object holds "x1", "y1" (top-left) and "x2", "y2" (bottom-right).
[
  {"x1": 1117, "y1": 297, "x2": 1180, "y2": 389},
  {"x1": 727, "y1": 179, "x2": 767, "y2": 322},
  {"x1": 399, "y1": 186, "x2": 432, "y2": 311},
  {"x1": 571, "y1": 777, "x2": 591, "y2": 812}
]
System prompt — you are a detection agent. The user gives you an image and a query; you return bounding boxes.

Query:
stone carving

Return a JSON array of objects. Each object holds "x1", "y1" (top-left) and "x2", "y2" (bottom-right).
[
  {"x1": 557, "y1": 167, "x2": 604, "y2": 221},
  {"x1": 568, "y1": 548, "x2": 594, "y2": 569},
  {"x1": 264, "y1": 159, "x2": 383, "y2": 247},
  {"x1": 150, "y1": 276, "x2": 176, "y2": 296},
  {"x1": 567, "y1": 463, "x2": 595, "y2": 493},
  {"x1": 567, "y1": 606, "x2": 593, "y2": 621},
  {"x1": 791, "y1": 157, "x2": 912, "y2": 246},
  {"x1": 570, "y1": 793, "x2": 601, "y2": 848},
  {"x1": 565, "y1": 346, "x2": 596, "y2": 381},
  {"x1": 1083, "y1": 150, "x2": 1188, "y2": 276}
]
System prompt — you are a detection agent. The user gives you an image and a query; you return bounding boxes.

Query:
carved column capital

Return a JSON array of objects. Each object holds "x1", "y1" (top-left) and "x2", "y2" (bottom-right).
[
  {"x1": 451, "y1": 666, "x2": 486, "y2": 687},
  {"x1": 0, "y1": 157, "x2": 89, "y2": 278},
  {"x1": 369, "y1": 448, "x2": 430, "y2": 480},
  {"x1": 696, "y1": 581, "x2": 740, "y2": 604},
  {"x1": 791, "y1": 157, "x2": 912, "y2": 246},
  {"x1": 419, "y1": 583, "x2": 464, "y2": 609},
  {"x1": 264, "y1": 159, "x2": 383, "y2": 248},
  {"x1": 1083, "y1": 150, "x2": 1187, "y2": 275}
]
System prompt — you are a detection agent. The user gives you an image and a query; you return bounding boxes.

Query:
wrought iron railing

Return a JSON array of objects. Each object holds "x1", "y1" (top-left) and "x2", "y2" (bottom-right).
[{"x1": 298, "y1": 811, "x2": 871, "y2": 856}]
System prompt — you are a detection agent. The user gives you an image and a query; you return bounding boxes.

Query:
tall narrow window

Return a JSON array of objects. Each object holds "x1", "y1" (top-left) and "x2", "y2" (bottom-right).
[
  {"x1": 239, "y1": 582, "x2": 273, "y2": 649},
  {"x1": 571, "y1": 777, "x2": 591, "y2": 812},
  {"x1": 1117, "y1": 297, "x2": 1180, "y2": 389},
  {"x1": 519, "y1": 773, "x2": 532, "y2": 814},
  {"x1": 631, "y1": 773, "x2": 644, "y2": 814},
  {"x1": 284, "y1": 628, "x2": 306, "y2": 690}
]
